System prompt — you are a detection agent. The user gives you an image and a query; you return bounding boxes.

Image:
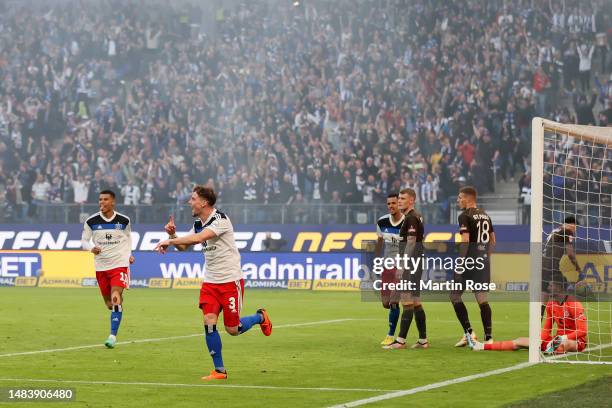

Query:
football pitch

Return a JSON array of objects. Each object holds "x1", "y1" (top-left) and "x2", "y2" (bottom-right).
[{"x1": 0, "y1": 288, "x2": 610, "y2": 407}]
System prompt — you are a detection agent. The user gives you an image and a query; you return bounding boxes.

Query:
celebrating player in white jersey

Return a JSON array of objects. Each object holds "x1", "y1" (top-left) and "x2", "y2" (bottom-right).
[
  {"x1": 154, "y1": 185, "x2": 272, "y2": 381},
  {"x1": 81, "y1": 190, "x2": 134, "y2": 349}
]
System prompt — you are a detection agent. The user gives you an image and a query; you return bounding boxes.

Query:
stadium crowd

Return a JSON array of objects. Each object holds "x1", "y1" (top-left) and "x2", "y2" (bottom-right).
[{"x1": 0, "y1": 0, "x2": 610, "y2": 223}]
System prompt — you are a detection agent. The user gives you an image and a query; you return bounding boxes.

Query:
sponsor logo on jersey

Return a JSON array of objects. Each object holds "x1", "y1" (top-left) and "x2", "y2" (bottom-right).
[
  {"x1": 105, "y1": 233, "x2": 112, "y2": 240},
  {"x1": 100, "y1": 240, "x2": 121, "y2": 245}
]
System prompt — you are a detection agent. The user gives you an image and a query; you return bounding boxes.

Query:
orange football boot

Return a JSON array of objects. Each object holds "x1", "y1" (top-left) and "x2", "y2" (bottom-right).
[
  {"x1": 202, "y1": 370, "x2": 227, "y2": 381},
  {"x1": 258, "y1": 309, "x2": 272, "y2": 336}
]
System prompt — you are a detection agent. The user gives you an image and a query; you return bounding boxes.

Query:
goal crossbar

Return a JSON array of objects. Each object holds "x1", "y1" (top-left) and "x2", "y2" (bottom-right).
[{"x1": 539, "y1": 118, "x2": 612, "y2": 146}]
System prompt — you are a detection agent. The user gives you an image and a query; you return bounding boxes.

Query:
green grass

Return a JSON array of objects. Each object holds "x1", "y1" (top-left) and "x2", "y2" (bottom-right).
[
  {"x1": 505, "y1": 376, "x2": 612, "y2": 407},
  {"x1": 0, "y1": 288, "x2": 610, "y2": 407}
]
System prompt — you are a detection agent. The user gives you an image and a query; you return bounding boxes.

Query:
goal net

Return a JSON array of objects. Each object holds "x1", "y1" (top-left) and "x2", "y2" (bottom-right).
[{"x1": 529, "y1": 118, "x2": 612, "y2": 364}]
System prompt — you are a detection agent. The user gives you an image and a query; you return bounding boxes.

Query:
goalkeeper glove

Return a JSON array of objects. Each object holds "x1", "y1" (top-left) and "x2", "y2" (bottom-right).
[{"x1": 544, "y1": 335, "x2": 567, "y2": 354}]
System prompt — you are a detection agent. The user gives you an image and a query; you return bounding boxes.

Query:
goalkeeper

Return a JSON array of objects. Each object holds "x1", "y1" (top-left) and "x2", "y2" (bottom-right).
[{"x1": 471, "y1": 281, "x2": 587, "y2": 354}]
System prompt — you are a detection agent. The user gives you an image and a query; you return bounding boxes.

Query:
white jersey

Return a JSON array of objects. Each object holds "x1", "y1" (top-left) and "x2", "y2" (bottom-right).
[
  {"x1": 193, "y1": 209, "x2": 242, "y2": 284},
  {"x1": 81, "y1": 211, "x2": 132, "y2": 271},
  {"x1": 376, "y1": 213, "x2": 405, "y2": 258}
]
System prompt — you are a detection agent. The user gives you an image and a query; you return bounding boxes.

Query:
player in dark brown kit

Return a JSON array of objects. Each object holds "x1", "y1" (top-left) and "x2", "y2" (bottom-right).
[
  {"x1": 451, "y1": 186, "x2": 496, "y2": 347},
  {"x1": 384, "y1": 188, "x2": 428, "y2": 349}
]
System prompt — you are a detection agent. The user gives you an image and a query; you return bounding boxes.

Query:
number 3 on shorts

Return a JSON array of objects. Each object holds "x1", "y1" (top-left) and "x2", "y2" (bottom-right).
[{"x1": 228, "y1": 297, "x2": 236, "y2": 313}]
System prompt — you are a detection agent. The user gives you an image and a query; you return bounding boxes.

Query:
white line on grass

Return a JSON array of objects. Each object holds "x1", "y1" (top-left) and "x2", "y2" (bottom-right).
[
  {"x1": 0, "y1": 318, "x2": 356, "y2": 358},
  {"x1": 544, "y1": 342, "x2": 612, "y2": 363},
  {"x1": 0, "y1": 378, "x2": 396, "y2": 393},
  {"x1": 328, "y1": 342, "x2": 612, "y2": 407},
  {"x1": 327, "y1": 362, "x2": 535, "y2": 408}
]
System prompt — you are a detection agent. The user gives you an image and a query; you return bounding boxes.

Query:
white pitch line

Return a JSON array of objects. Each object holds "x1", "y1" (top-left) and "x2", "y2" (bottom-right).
[
  {"x1": 327, "y1": 362, "x2": 535, "y2": 408},
  {"x1": 0, "y1": 318, "x2": 356, "y2": 358},
  {"x1": 0, "y1": 378, "x2": 394, "y2": 393},
  {"x1": 329, "y1": 342, "x2": 612, "y2": 407},
  {"x1": 544, "y1": 342, "x2": 612, "y2": 363}
]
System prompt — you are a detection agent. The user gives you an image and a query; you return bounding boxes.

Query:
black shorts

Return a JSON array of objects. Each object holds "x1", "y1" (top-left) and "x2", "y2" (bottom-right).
[
  {"x1": 452, "y1": 262, "x2": 491, "y2": 294},
  {"x1": 402, "y1": 268, "x2": 423, "y2": 297}
]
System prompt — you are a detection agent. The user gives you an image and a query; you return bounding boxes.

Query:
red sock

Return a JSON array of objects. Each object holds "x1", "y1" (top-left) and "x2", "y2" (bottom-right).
[{"x1": 484, "y1": 340, "x2": 516, "y2": 351}]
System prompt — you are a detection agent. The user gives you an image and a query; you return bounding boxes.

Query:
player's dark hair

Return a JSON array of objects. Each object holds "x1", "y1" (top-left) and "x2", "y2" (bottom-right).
[
  {"x1": 459, "y1": 186, "x2": 478, "y2": 198},
  {"x1": 193, "y1": 185, "x2": 217, "y2": 206},
  {"x1": 99, "y1": 189, "x2": 116, "y2": 199},
  {"x1": 387, "y1": 192, "x2": 399, "y2": 199},
  {"x1": 564, "y1": 215, "x2": 577, "y2": 225},
  {"x1": 399, "y1": 188, "x2": 416, "y2": 199}
]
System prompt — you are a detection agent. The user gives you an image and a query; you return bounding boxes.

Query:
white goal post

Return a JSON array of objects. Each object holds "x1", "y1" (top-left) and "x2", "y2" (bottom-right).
[{"x1": 529, "y1": 117, "x2": 612, "y2": 364}]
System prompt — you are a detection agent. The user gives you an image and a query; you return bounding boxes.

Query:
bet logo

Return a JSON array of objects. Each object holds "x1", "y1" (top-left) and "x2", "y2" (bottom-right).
[{"x1": 106, "y1": 233, "x2": 112, "y2": 240}]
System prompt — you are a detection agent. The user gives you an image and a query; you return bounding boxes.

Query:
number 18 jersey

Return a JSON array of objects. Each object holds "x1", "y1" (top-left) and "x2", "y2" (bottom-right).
[{"x1": 458, "y1": 207, "x2": 494, "y2": 258}]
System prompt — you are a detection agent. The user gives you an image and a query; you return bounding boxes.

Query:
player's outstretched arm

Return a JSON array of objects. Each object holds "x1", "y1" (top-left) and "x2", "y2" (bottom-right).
[
  {"x1": 565, "y1": 242, "x2": 581, "y2": 273},
  {"x1": 155, "y1": 229, "x2": 217, "y2": 254}
]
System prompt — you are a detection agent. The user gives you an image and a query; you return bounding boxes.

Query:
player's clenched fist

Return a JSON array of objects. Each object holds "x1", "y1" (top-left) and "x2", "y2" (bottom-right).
[
  {"x1": 91, "y1": 246, "x2": 102, "y2": 255},
  {"x1": 165, "y1": 215, "x2": 176, "y2": 236}
]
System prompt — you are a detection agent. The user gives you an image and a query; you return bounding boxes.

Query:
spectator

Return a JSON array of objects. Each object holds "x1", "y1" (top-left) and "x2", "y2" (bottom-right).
[
  {"x1": 72, "y1": 175, "x2": 89, "y2": 204},
  {"x1": 153, "y1": 179, "x2": 173, "y2": 204},
  {"x1": 262, "y1": 232, "x2": 287, "y2": 251},
  {"x1": 0, "y1": 0, "x2": 608, "y2": 225},
  {"x1": 121, "y1": 179, "x2": 141, "y2": 205},
  {"x1": 574, "y1": 93, "x2": 598, "y2": 125},
  {"x1": 533, "y1": 66, "x2": 551, "y2": 116},
  {"x1": 171, "y1": 181, "x2": 191, "y2": 205},
  {"x1": 31, "y1": 174, "x2": 51, "y2": 203},
  {"x1": 519, "y1": 172, "x2": 532, "y2": 224},
  {"x1": 339, "y1": 170, "x2": 360, "y2": 204},
  {"x1": 87, "y1": 170, "x2": 107, "y2": 203},
  {"x1": 577, "y1": 43, "x2": 595, "y2": 92}
]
